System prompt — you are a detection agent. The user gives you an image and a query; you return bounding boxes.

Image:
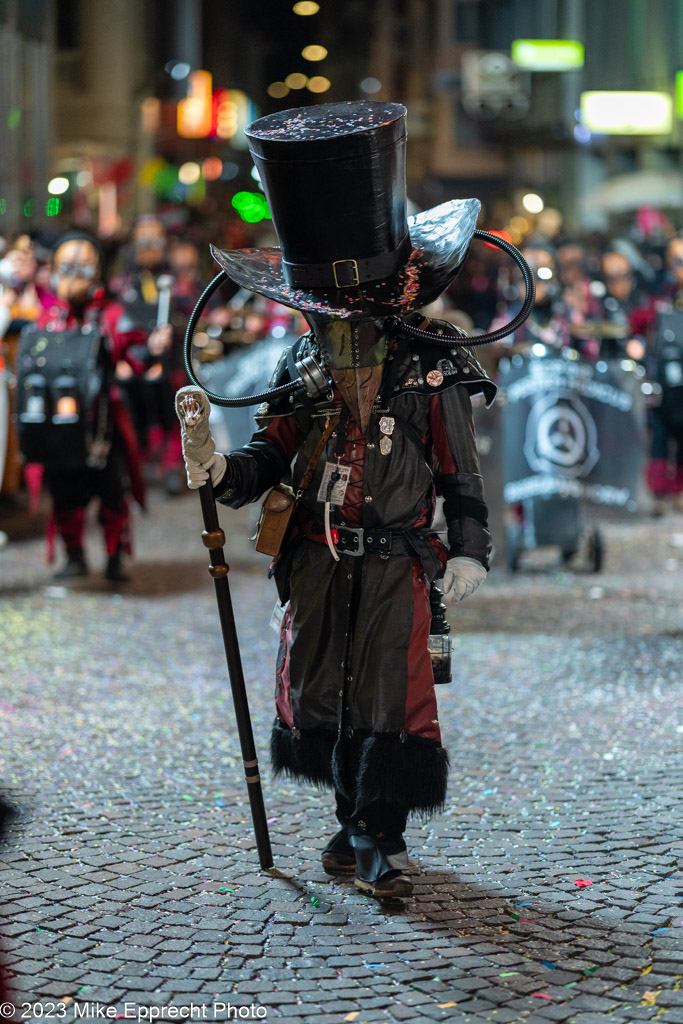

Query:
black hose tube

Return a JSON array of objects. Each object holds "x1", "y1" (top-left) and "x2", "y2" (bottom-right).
[
  {"x1": 384, "y1": 229, "x2": 536, "y2": 346},
  {"x1": 183, "y1": 270, "x2": 304, "y2": 407},
  {"x1": 184, "y1": 230, "x2": 535, "y2": 406}
]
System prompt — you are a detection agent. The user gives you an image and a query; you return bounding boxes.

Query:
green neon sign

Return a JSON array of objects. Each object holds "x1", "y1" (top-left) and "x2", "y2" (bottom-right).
[
  {"x1": 512, "y1": 39, "x2": 584, "y2": 71},
  {"x1": 677, "y1": 71, "x2": 683, "y2": 118}
]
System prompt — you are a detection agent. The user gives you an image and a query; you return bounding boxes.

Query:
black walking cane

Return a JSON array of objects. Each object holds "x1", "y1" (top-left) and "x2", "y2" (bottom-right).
[{"x1": 175, "y1": 385, "x2": 273, "y2": 870}]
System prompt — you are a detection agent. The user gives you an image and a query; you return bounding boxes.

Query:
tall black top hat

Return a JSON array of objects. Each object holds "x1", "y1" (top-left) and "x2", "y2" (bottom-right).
[{"x1": 210, "y1": 100, "x2": 480, "y2": 319}]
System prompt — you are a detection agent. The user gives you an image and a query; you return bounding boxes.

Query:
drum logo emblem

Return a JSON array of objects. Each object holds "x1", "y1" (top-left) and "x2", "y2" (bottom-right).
[{"x1": 524, "y1": 391, "x2": 599, "y2": 478}]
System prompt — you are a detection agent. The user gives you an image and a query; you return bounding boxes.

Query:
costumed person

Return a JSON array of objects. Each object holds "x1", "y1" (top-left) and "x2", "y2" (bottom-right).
[
  {"x1": 113, "y1": 216, "x2": 186, "y2": 495},
  {"x1": 0, "y1": 236, "x2": 44, "y2": 502},
  {"x1": 556, "y1": 237, "x2": 600, "y2": 323},
  {"x1": 181, "y1": 102, "x2": 500, "y2": 898},
  {"x1": 16, "y1": 231, "x2": 145, "y2": 580},
  {"x1": 489, "y1": 240, "x2": 563, "y2": 349},
  {"x1": 646, "y1": 233, "x2": 683, "y2": 513}
]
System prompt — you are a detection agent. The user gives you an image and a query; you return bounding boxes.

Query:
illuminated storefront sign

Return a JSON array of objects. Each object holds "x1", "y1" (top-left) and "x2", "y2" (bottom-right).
[
  {"x1": 580, "y1": 91, "x2": 673, "y2": 135},
  {"x1": 511, "y1": 39, "x2": 584, "y2": 71},
  {"x1": 177, "y1": 70, "x2": 213, "y2": 138},
  {"x1": 178, "y1": 74, "x2": 251, "y2": 141}
]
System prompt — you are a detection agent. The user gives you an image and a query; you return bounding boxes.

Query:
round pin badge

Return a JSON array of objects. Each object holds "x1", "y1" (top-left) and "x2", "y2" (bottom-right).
[{"x1": 426, "y1": 370, "x2": 444, "y2": 387}]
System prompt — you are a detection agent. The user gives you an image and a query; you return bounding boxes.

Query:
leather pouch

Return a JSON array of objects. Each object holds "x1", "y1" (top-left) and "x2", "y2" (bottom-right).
[
  {"x1": 254, "y1": 412, "x2": 340, "y2": 558},
  {"x1": 255, "y1": 484, "x2": 296, "y2": 557}
]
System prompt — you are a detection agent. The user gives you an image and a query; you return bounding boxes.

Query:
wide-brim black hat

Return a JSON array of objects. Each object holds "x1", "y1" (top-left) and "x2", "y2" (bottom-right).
[{"x1": 211, "y1": 101, "x2": 481, "y2": 319}]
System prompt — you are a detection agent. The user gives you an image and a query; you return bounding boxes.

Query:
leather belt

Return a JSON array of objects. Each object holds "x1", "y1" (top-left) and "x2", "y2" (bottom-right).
[{"x1": 335, "y1": 526, "x2": 412, "y2": 557}]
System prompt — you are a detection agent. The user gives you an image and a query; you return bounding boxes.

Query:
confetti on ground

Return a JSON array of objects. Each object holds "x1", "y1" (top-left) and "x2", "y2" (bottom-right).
[
  {"x1": 311, "y1": 896, "x2": 319, "y2": 907},
  {"x1": 531, "y1": 992, "x2": 553, "y2": 1000},
  {"x1": 2, "y1": 497, "x2": 683, "y2": 1018},
  {"x1": 344, "y1": 1014, "x2": 359, "y2": 1022},
  {"x1": 438, "y1": 1003, "x2": 458, "y2": 1009},
  {"x1": 574, "y1": 879, "x2": 593, "y2": 887},
  {"x1": 642, "y1": 991, "x2": 661, "y2": 1006}
]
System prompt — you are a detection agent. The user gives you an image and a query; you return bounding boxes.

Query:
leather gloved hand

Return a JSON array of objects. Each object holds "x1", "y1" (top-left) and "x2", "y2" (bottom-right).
[
  {"x1": 185, "y1": 453, "x2": 227, "y2": 490},
  {"x1": 442, "y1": 556, "x2": 487, "y2": 605}
]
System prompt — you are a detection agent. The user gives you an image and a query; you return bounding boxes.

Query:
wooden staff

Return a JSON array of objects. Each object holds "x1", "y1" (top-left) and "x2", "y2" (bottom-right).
[{"x1": 176, "y1": 385, "x2": 273, "y2": 870}]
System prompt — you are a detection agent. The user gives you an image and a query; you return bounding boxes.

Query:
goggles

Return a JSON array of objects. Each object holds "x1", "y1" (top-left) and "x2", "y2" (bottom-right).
[{"x1": 54, "y1": 262, "x2": 98, "y2": 278}]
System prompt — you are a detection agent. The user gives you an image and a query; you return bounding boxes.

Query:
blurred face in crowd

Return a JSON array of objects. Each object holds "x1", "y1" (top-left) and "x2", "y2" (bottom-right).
[
  {"x1": 133, "y1": 217, "x2": 166, "y2": 270},
  {"x1": 601, "y1": 252, "x2": 633, "y2": 303},
  {"x1": 556, "y1": 243, "x2": 585, "y2": 286},
  {"x1": 666, "y1": 237, "x2": 683, "y2": 291},
  {"x1": 4, "y1": 245, "x2": 38, "y2": 286},
  {"x1": 522, "y1": 246, "x2": 556, "y2": 306},
  {"x1": 52, "y1": 239, "x2": 101, "y2": 307},
  {"x1": 169, "y1": 241, "x2": 200, "y2": 282}
]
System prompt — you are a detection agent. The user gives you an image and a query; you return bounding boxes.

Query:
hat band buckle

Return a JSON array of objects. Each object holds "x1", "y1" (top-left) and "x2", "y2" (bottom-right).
[{"x1": 332, "y1": 259, "x2": 360, "y2": 288}]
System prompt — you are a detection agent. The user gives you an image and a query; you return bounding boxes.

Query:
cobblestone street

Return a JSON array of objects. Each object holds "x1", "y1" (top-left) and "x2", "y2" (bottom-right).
[{"x1": 1, "y1": 491, "x2": 682, "y2": 1024}]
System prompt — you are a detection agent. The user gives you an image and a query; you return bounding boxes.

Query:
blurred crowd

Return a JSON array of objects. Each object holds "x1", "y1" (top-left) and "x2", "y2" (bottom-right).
[
  {"x1": 0, "y1": 210, "x2": 682, "y2": 578},
  {"x1": 445, "y1": 227, "x2": 683, "y2": 516}
]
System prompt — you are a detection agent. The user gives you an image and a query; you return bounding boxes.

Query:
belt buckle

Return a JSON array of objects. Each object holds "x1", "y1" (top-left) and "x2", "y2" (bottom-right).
[
  {"x1": 332, "y1": 259, "x2": 360, "y2": 288},
  {"x1": 338, "y1": 526, "x2": 364, "y2": 556}
]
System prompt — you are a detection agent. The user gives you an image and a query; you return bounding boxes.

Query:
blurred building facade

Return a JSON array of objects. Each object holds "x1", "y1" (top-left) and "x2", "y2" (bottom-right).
[
  {"x1": 369, "y1": 0, "x2": 683, "y2": 232},
  {"x1": 0, "y1": 0, "x2": 54, "y2": 235},
  {"x1": 1, "y1": 0, "x2": 682, "y2": 239}
]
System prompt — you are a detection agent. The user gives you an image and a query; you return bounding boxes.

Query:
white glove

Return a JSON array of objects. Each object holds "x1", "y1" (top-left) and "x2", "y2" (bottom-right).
[
  {"x1": 442, "y1": 556, "x2": 487, "y2": 605},
  {"x1": 185, "y1": 453, "x2": 227, "y2": 490}
]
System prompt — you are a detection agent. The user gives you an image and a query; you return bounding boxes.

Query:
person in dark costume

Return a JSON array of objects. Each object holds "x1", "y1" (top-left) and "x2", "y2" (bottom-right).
[
  {"x1": 183, "y1": 102, "x2": 496, "y2": 898},
  {"x1": 645, "y1": 234, "x2": 683, "y2": 512},
  {"x1": 113, "y1": 216, "x2": 190, "y2": 495},
  {"x1": 17, "y1": 232, "x2": 145, "y2": 580}
]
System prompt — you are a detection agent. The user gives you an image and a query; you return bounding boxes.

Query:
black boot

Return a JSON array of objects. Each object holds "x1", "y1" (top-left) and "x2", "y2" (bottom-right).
[
  {"x1": 105, "y1": 549, "x2": 130, "y2": 583},
  {"x1": 349, "y1": 800, "x2": 413, "y2": 899},
  {"x1": 321, "y1": 791, "x2": 356, "y2": 874},
  {"x1": 54, "y1": 548, "x2": 89, "y2": 579}
]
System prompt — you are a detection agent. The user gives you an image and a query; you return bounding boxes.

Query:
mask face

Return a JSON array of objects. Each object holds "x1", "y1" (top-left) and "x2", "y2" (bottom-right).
[
  {"x1": 52, "y1": 239, "x2": 101, "y2": 307},
  {"x1": 601, "y1": 253, "x2": 633, "y2": 303},
  {"x1": 133, "y1": 219, "x2": 166, "y2": 269},
  {"x1": 305, "y1": 314, "x2": 387, "y2": 431}
]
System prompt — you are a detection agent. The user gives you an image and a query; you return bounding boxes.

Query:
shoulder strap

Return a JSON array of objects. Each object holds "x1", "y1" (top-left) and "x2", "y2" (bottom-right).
[{"x1": 296, "y1": 412, "x2": 340, "y2": 500}]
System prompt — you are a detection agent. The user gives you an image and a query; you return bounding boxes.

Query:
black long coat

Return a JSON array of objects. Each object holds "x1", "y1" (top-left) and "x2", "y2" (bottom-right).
[{"x1": 216, "y1": 316, "x2": 496, "y2": 817}]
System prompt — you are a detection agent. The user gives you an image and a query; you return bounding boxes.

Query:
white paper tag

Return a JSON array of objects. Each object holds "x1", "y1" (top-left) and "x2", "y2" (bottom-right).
[
  {"x1": 270, "y1": 600, "x2": 287, "y2": 633},
  {"x1": 316, "y1": 462, "x2": 351, "y2": 505}
]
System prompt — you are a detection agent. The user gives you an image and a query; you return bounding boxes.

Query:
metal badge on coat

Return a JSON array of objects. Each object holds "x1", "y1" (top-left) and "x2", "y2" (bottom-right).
[
  {"x1": 379, "y1": 436, "x2": 393, "y2": 455},
  {"x1": 426, "y1": 370, "x2": 444, "y2": 387},
  {"x1": 379, "y1": 416, "x2": 395, "y2": 435}
]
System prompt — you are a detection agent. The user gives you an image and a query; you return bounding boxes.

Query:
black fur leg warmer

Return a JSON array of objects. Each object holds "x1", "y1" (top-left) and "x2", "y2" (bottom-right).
[
  {"x1": 334, "y1": 731, "x2": 449, "y2": 820},
  {"x1": 270, "y1": 719, "x2": 336, "y2": 790}
]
